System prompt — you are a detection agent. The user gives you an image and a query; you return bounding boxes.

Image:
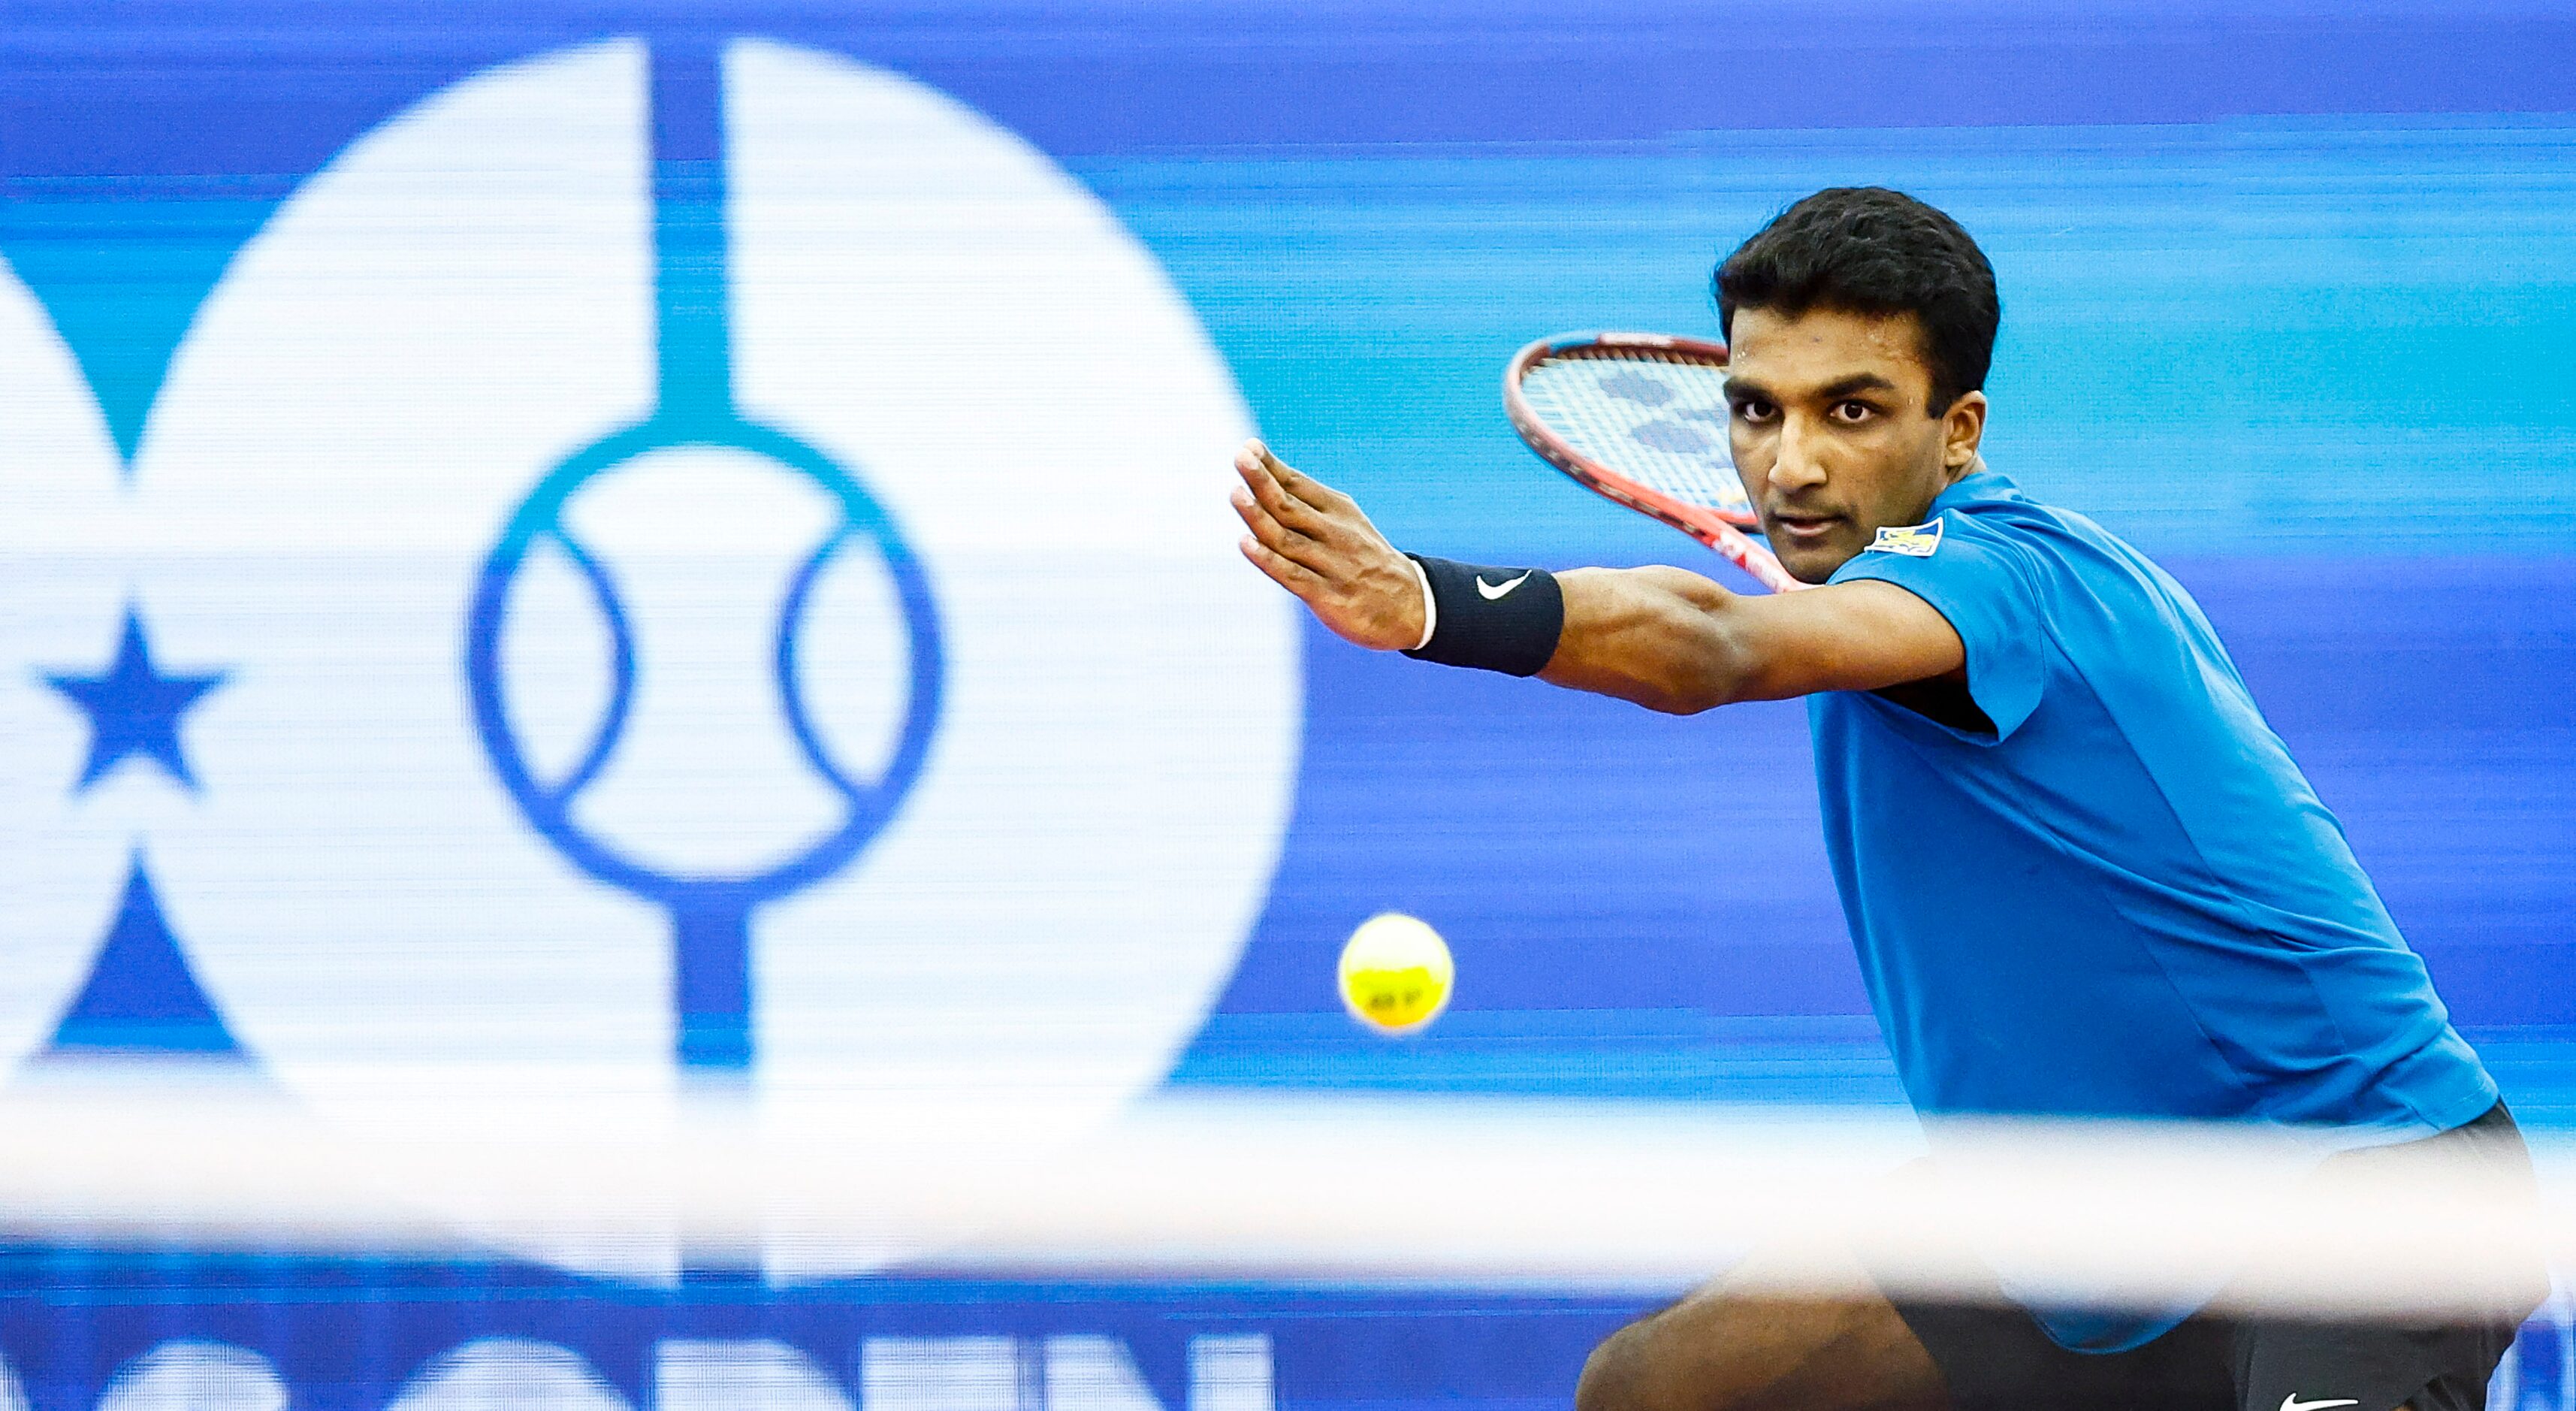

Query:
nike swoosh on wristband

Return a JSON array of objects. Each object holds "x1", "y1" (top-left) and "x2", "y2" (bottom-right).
[
  {"x1": 2280, "y1": 1397, "x2": 2360, "y2": 1411},
  {"x1": 1476, "y1": 571, "x2": 1533, "y2": 600}
]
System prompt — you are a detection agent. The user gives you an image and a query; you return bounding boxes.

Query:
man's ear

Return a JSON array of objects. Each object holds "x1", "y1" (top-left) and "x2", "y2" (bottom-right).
[{"x1": 1943, "y1": 390, "x2": 1989, "y2": 476}]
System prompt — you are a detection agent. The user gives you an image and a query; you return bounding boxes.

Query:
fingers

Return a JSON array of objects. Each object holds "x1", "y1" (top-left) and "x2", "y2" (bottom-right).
[
  {"x1": 1237, "y1": 438, "x2": 1352, "y2": 523},
  {"x1": 1229, "y1": 435, "x2": 1388, "y2": 581},
  {"x1": 1228, "y1": 440, "x2": 1420, "y2": 652},
  {"x1": 1234, "y1": 442, "x2": 1312, "y2": 529},
  {"x1": 1250, "y1": 440, "x2": 1344, "y2": 515},
  {"x1": 1238, "y1": 533, "x2": 1324, "y2": 596},
  {"x1": 1230, "y1": 481, "x2": 1330, "y2": 575},
  {"x1": 1231, "y1": 440, "x2": 1339, "y2": 566}
]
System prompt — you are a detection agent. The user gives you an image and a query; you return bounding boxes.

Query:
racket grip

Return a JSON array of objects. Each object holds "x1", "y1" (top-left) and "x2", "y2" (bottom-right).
[{"x1": 1712, "y1": 522, "x2": 1804, "y2": 594}]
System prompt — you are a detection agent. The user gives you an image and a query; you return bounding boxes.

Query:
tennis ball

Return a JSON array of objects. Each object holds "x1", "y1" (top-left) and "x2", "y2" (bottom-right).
[{"x1": 1337, "y1": 912, "x2": 1453, "y2": 1035}]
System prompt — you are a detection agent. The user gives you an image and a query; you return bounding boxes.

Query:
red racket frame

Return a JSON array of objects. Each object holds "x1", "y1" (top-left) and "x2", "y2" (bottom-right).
[{"x1": 1503, "y1": 331, "x2": 1804, "y2": 594}]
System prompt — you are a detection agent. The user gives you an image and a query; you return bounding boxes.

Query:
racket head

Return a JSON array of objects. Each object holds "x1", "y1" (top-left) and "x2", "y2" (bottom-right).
[{"x1": 1505, "y1": 331, "x2": 1755, "y2": 536}]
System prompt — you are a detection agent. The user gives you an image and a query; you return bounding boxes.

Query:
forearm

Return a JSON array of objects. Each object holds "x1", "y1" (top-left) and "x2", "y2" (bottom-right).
[
  {"x1": 1225, "y1": 441, "x2": 1964, "y2": 708},
  {"x1": 1539, "y1": 567, "x2": 1753, "y2": 715}
]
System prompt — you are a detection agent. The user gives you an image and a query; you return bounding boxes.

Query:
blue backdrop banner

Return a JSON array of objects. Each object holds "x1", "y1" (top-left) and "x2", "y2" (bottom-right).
[{"x1": 3, "y1": 5, "x2": 2572, "y2": 1409}]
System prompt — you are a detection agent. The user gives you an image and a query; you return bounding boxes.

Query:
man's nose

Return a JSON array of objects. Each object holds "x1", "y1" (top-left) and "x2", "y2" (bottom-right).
[{"x1": 1768, "y1": 415, "x2": 1829, "y2": 494}]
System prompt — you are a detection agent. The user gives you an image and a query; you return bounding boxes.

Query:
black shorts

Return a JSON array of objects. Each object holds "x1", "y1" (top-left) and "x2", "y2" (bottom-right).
[{"x1": 1886, "y1": 1103, "x2": 2547, "y2": 1411}]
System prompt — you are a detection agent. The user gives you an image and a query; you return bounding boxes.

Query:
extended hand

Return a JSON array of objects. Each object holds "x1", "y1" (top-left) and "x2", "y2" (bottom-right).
[{"x1": 1230, "y1": 440, "x2": 1427, "y2": 651}]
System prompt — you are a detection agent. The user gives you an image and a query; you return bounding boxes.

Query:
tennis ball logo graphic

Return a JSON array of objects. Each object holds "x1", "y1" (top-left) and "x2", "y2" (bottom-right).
[
  {"x1": 468, "y1": 441, "x2": 941, "y2": 1074},
  {"x1": 0, "y1": 36, "x2": 1300, "y2": 1279},
  {"x1": 464, "y1": 43, "x2": 946, "y2": 1074},
  {"x1": 1338, "y1": 913, "x2": 1454, "y2": 1034}
]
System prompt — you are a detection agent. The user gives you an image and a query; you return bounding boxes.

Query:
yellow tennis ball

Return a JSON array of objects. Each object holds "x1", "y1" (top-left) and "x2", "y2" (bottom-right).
[{"x1": 1338, "y1": 912, "x2": 1453, "y2": 1034}]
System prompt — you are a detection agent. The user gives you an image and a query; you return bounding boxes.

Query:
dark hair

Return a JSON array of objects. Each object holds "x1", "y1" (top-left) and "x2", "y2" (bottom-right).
[{"x1": 1715, "y1": 187, "x2": 1998, "y2": 413}]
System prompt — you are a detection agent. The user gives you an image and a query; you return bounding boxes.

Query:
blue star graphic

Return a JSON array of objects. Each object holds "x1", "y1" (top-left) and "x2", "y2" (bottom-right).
[{"x1": 42, "y1": 610, "x2": 229, "y2": 794}]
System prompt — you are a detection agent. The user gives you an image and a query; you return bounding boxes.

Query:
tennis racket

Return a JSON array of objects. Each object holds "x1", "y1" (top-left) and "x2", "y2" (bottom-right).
[{"x1": 1504, "y1": 331, "x2": 1802, "y2": 594}]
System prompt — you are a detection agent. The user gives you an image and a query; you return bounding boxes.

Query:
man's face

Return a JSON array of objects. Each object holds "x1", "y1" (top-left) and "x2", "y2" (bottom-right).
[{"x1": 1723, "y1": 304, "x2": 1986, "y2": 584}]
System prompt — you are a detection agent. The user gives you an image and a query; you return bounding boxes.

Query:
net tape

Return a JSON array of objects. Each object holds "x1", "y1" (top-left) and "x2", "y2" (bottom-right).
[
  {"x1": 1518, "y1": 352, "x2": 1750, "y2": 518},
  {"x1": 0, "y1": 1072, "x2": 2566, "y2": 1320}
]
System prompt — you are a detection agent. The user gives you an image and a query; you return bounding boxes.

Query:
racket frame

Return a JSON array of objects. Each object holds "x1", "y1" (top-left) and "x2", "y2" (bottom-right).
[{"x1": 1504, "y1": 331, "x2": 1804, "y2": 594}]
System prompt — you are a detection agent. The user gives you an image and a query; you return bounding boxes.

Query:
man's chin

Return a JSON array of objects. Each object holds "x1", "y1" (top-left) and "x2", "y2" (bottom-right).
[{"x1": 1769, "y1": 539, "x2": 1856, "y2": 585}]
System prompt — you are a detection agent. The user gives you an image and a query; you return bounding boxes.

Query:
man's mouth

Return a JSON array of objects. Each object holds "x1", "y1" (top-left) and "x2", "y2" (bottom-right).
[{"x1": 1765, "y1": 510, "x2": 1844, "y2": 545}]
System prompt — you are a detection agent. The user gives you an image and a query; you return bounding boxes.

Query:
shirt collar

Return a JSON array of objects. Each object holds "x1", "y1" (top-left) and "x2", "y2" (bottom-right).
[{"x1": 1929, "y1": 460, "x2": 2022, "y2": 515}]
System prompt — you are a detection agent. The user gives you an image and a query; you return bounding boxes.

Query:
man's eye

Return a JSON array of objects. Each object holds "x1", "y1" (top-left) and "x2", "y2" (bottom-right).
[
  {"x1": 1832, "y1": 400, "x2": 1877, "y2": 423},
  {"x1": 1733, "y1": 400, "x2": 1777, "y2": 422}
]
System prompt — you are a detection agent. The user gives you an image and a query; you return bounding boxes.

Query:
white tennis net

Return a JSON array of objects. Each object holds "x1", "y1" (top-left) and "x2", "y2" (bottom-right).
[{"x1": 2, "y1": 1065, "x2": 2562, "y2": 1322}]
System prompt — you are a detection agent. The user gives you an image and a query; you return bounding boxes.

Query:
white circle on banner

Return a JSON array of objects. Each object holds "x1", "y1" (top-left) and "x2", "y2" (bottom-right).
[{"x1": 119, "y1": 38, "x2": 1298, "y2": 1280}]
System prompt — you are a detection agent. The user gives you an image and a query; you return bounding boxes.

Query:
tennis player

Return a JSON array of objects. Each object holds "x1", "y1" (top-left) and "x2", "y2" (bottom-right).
[{"x1": 1227, "y1": 187, "x2": 2543, "y2": 1411}]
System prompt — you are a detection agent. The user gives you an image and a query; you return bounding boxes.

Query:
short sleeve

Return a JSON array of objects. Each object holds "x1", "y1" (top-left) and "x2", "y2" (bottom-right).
[{"x1": 1828, "y1": 514, "x2": 2049, "y2": 742}]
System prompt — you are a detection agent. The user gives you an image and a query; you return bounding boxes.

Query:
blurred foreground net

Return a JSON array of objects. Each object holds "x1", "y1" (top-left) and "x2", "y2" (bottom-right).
[{"x1": 1, "y1": 1066, "x2": 2565, "y2": 1320}]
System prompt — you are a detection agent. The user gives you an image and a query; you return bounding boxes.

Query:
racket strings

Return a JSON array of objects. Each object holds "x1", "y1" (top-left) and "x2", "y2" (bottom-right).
[{"x1": 1519, "y1": 351, "x2": 1750, "y2": 517}]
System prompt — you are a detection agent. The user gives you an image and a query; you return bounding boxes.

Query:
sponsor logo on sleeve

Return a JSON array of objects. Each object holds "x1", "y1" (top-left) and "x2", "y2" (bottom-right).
[{"x1": 1865, "y1": 518, "x2": 1944, "y2": 557}]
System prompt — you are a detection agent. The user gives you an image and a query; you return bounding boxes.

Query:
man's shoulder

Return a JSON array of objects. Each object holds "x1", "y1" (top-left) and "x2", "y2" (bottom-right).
[
  {"x1": 1933, "y1": 485, "x2": 2163, "y2": 592},
  {"x1": 1883, "y1": 477, "x2": 2230, "y2": 681},
  {"x1": 1937, "y1": 479, "x2": 2089, "y2": 541}
]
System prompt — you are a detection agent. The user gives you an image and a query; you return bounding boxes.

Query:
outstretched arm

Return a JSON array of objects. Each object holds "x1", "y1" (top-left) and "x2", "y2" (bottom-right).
[
  {"x1": 1230, "y1": 440, "x2": 1965, "y2": 714},
  {"x1": 1539, "y1": 565, "x2": 1964, "y2": 714}
]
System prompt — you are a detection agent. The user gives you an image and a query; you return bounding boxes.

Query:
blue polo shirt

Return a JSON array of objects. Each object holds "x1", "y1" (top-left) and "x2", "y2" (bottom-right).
[{"x1": 1813, "y1": 470, "x2": 2496, "y2": 1346}]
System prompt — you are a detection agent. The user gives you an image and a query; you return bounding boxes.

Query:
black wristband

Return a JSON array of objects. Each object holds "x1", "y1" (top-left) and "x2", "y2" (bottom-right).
[{"x1": 1400, "y1": 554, "x2": 1564, "y2": 677}]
